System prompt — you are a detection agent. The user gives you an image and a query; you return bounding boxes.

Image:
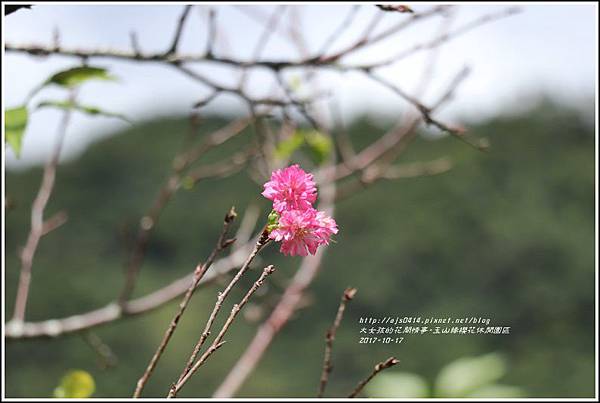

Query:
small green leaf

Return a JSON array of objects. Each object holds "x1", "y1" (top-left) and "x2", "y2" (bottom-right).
[
  {"x1": 5, "y1": 106, "x2": 28, "y2": 158},
  {"x1": 37, "y1": 100, "x2": 131, "y2": 123},
  {"x1": 53, "y1": 370, "x2": 95, "y2": 398},
  {"x1": 274, "y1": 131, "x2": 305, "y2": 161},
  {"x1": 266, "y1": 210, "x2": 280, "y2": 233},
  {"x1": 46, "y1": 66, "x2": 116, "y2": 88},
  {"x1": 304, "y1": 130, "x2": 333, "y2": 165}
]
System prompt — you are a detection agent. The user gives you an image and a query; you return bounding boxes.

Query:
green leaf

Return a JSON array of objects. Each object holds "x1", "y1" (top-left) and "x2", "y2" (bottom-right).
[
  {"x1": 53, "y1": 370, "x2": 95, "y2": 398},
  {"x1": 46, "y1": 66, "x2": 116, "y2": 88},
  {"x1": 274, "y1": 131, "x2": 305, "y2": 161},
  {"x1": 365, "y1": 372, "x2": 430, "y2": 398},
  {"x1": 37, "y1": 100, "x2": 131, "y2": 123},
  {"x1": 434, "y1": 352, "x2": 507, "y2": 397},
  {"x1": 304, "y1": 130, "x2": 333, "y2": 165},
  {"x1": 266, "y1": 210, "x2": 280, "y2": 233},
  {"x1": 5, "y1": 106, "x2": 28, "y2": 158}
]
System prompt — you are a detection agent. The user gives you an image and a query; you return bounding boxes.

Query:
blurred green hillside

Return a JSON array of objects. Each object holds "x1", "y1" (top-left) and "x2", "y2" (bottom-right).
[{"x1": 4, "y1": 102, "x2": 595, "y2": 398}]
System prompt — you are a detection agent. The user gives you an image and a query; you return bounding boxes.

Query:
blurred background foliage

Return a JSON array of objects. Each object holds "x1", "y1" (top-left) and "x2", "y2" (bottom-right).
[{"x1": 4, "y1": 100, "x2": 595, "y2": 398}]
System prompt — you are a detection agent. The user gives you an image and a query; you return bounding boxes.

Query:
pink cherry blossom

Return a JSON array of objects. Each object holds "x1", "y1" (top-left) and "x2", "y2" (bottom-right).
[
  {"x1": 269, "y1": 208, "x2": 338, "y2": 256},
  {"x1": 262, "y1": 164, "x2": 317, "y2": 213}
]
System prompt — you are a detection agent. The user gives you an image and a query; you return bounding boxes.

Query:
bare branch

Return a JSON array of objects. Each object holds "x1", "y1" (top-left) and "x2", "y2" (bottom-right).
[
  {"x1": 318, "y1": 287, "x2": 357, "y2": 397},
  {"x1": 168, "y1": 265, "x2": 276, "y2": 397},
  {"x1": 172, "y1": 230, "x2": 272, "y2": 392},
  {"x1": 238, "y1": 5, "x2": 287, "y2": 90},
  {"x1": 364, "y1": 7, "x2": 522, "y2": 69},
  {"x1": 133, "y1": 207, "x2": 237, "y2": 398},
  {"x1": 204, "y1": 8, "x2": 217, "y2": 57},
  {"x1": 376, "y1": 4, "x2": 414, "y2": 13},
  {"x1": 348, "y1": 357, "x2": 400, "y2": 398},
  {"x1": 317, "y1": 5, "x2": 361, "y2": 55},
  {"x1": 166, "y1": 5, "x2": 193, "y2": 56}
]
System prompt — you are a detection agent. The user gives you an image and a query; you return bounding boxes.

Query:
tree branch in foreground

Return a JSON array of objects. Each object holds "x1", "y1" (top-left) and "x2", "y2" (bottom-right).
[
  {"x1": 170, "y1": 228, "x2": 271, "y2": 396},
  {"x1": 168, "y1": 265, "x2": 276, "y2": 398},
  {"x1": 318, "y1": 287, "x2": 357, "y2": 397},
  {"x1": 348, "y1": 357, "x2": 400, "y2": 398},
  {"x1": 133, "y1": 207, "x2": 237, "y2": 398}
]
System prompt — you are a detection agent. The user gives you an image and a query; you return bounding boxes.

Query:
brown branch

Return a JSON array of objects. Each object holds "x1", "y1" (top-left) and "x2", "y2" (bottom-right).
[
  {"x1": 133, "y1": 207, "x2": 237, "y2": 398},
  {"x1": 3, "y1": 7, "x2": 446, "y2": 72},
  {"x1": 316, "y1": 5, "x2": 361, "y2": 55},
  {"x1": 364, "y1": 7, "x2": 522, "y2": 69},
  {"x1": 173, "y1": 229, "x2": 271, "y2": 391},
  {"x1": 318, "y1": 5, "x2": 449, "y2": 63},
  {"x1": 238, "y1": 5, "x2": 287, "y2": 90},
  {"x1": 314, "y1": 65, "x2": 472, "y2": 189},
  {"x1": 129, "y1": 31, "x2": 142, "y2": 56},
  {"x1": 204, "y1": 8, "x2": 217, "y2": 57},
  {"x1": 335, "y1": 157, "x2": 453, "y2": 202},
  {"x1": 376, "y1": 4, "x2": 414, "y2": 13},
  {"x1": 166, "y1": 5, "x2": 193, "y2": 55},
  {"x1": 9, "y1": 91, "x2": 76, "y2": 326},
  {"x1": 168, "y1": 265, "x2": 276, "y2": 398},
  {"x1": 366, "y1": 71, "x2": 485, "y2": 151},
  {"x1": 318, "y1": 287, "x2": 357, "y2": 397},
  {"x1": 348, "y1": 357, "x2": 400, "y2": 398}
]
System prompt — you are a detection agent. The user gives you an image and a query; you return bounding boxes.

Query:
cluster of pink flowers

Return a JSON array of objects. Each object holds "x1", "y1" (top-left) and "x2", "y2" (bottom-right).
[{"x1": 262, "y1": 164, "x2": 338, "y2": 256}]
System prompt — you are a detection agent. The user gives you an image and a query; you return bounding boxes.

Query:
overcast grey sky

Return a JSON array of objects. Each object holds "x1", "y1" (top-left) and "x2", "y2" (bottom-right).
[{"x1": 3, "y1": 3, "x2": 598, "y2": 169}]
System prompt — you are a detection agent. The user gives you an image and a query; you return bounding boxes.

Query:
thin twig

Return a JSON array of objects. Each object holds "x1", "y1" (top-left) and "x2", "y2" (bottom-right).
[
  {"x1": 238, "y1": 5, "x2": 286, "y2": 90},
  {"x1": 318, "y1": 287, "x2": 357, "y2": 397},
  {"x1": 133, "y1": 207, "x2": 237, "y2": 398},
  {"x1": 317, "y1": 5, "x2": 361, "y2": 56},
  {"x1": 168, "y1": 265, "x2": 276, "y2": 398},
  {"x1": 166, "y1": 5, "x2": 193, "y2": 56},
  {"x1": 318, "y1": 5, "x2": 448, "y2": 63},
  {"x1": 204, "y1": 8, "x2": 217, "y2": 57},
  {"x1": 173, "y1": 229, "x2": 271, "y2": 390},
  {"x1": 348, "y1": 357, "x2": 400, "y2": 398},
  {"x1": 364, "y1": 7, "x2": 522, "y2": 69}
]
